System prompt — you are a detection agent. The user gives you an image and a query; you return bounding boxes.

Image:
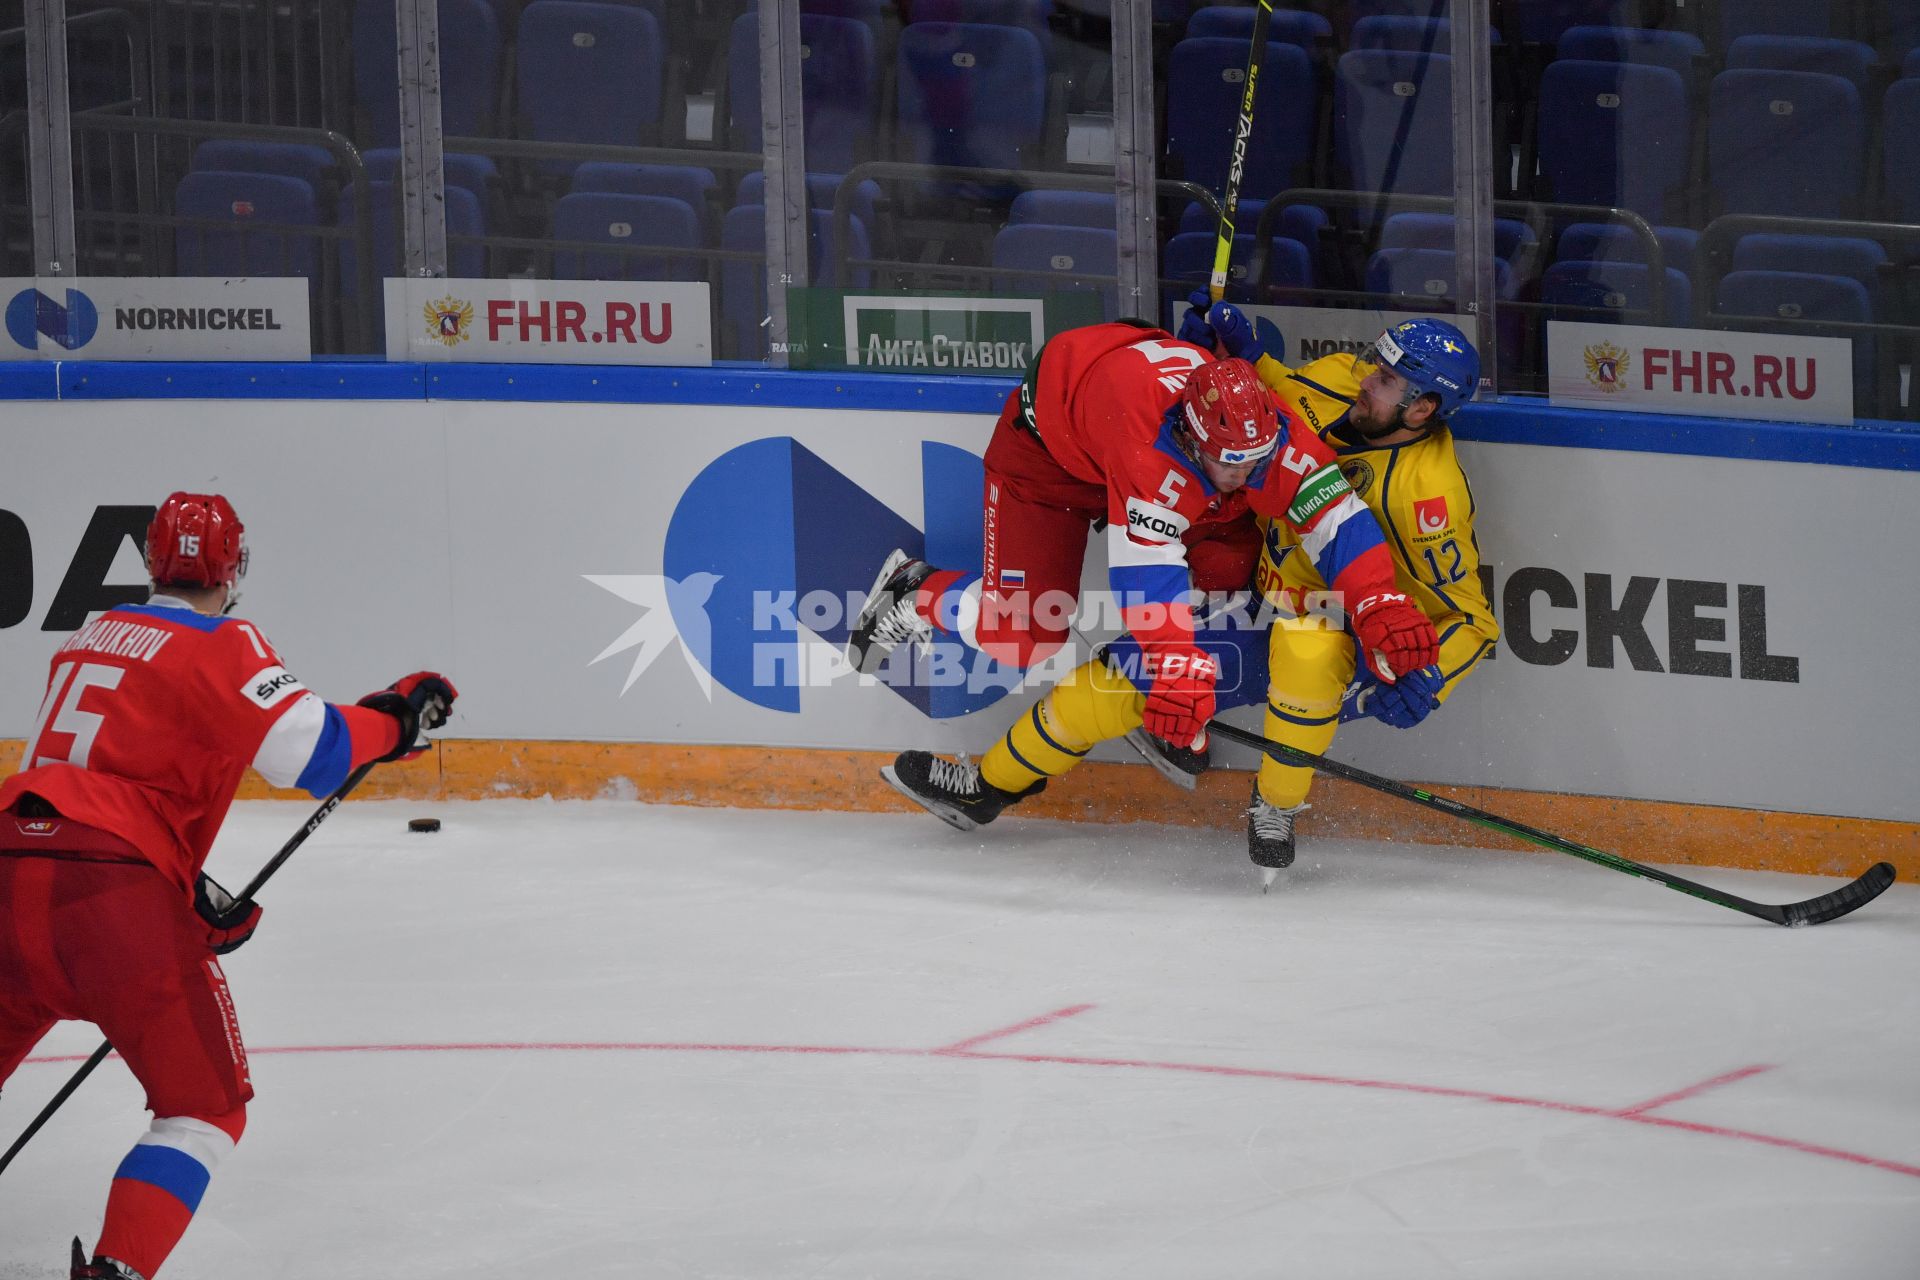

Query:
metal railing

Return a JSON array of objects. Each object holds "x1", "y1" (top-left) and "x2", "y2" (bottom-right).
[{"x1": 69, "y1": 110, "x2": 375, "y2": 352}]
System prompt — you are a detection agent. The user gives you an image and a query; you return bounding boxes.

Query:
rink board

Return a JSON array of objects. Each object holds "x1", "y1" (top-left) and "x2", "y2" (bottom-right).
[{"x1": 2, "y1": 393, "x2": 1916, "y2": 843}]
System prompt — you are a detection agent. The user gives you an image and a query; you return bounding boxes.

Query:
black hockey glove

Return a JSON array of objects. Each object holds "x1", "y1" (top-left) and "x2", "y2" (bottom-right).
[{"x1": 358, "y1": 671, "x2": 459, "y2": 763}]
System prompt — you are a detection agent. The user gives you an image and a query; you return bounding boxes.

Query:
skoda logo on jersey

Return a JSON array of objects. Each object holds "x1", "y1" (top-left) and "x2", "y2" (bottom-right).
[
  {"x1": 5, "y1": 287, "x2": 99, "y2": 352},
  {"x1": 588, "y1": 437, "x2": 1014, "y2": 719}
]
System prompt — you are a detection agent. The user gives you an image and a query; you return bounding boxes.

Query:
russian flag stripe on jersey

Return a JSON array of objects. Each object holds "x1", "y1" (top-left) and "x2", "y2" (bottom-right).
[{"x1": 1299, "y1": 493, "x2": 1390, "y2": 590}]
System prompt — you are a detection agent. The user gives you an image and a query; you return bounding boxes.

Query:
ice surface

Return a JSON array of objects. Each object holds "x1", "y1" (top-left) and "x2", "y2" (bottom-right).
[{"x1": 4, "y1": 799, "x2": 1916, "y2": 1279}]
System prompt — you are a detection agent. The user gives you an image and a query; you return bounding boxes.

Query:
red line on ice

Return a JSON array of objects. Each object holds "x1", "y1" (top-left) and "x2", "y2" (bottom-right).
[
  {"x1": 1613, "y1": 1064, "x2": 1775, "y2": 1117},
  {"x1": 933, "y1": 1003, "x2": 1095, "y2": 1054},
  {"x1": 23, "y1": 1038, "x2": 1917, "y2": 1182}
]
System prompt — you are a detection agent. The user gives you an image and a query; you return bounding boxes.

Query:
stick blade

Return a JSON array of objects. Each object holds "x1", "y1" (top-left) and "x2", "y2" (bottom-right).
[{"x1": 1777, "y1": 862, "x2": 1897, "y2": 927}]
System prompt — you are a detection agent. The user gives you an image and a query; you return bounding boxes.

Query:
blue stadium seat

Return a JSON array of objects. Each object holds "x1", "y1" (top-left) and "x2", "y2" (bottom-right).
[
  {"x1": 550, "y1": 192, "x2": 703, "y2": 280},
  {"x1": 1184, "y1": 6, "x2": 1332, "y2": 50},
  {"x1": 518, "y1": 2, "x2": 666, "y2": 168},
  {"x1": 1511, "y1": 1, "x2": 1654, "y2": 48},
  {"x1": 1378, "y1": 212, "x2": 1538, "y2": 284},
  {"x1": 1161, "y1": 229, "x2": 1313, "y2": 302},
  {"x1": 338, "y1": 181, "x2": 487, "y2": 297},
  {"x1": 1716, "y1": 0, "x2": 1834, "y2": 49},
  {"x1": 727, "y1": 12, "x2": 878, "y2": 173},
  {"x1": 1555, "y1": 222, "x2": 1699, "y2": 277},
  {"x1": 572, "y1": 163, "x2": 720, "y2": 236},
  {"x1": 719, "y1": 204, "x2": 872, "y2": 358},
  {"x1": 802, "y1": 0, "x2": 885, "y2": 17},
  {"x1": 174, "y1": 171, "x2": 322, "y2": 277},
  {"x1": 733, "y1": 171, "x2": 885, "y2": 242},
  {"x1": 1714, "y1": 269, "x2": 1874, "y2": 395},
  {"x1": 1166, "y1": 37, "x2": 1316, "y2": 202},
  {"x1": 1885, "y1": 79, "x2": 1920, "y2": 220},
  {"x1": 1366, "y1": 247, "x2": 1515, "y2": 304},
  {"x1": 1539, "y1": 259, "x2": 1692, "y2": 324},
  {"x1": 1351, "y1": 16, "x2": 1500, "y2": 52},
  {"x1": 190, "y1": 141, "x2": 337, "y2": 190},
  {"x1": 1708, "y1": 69, "x2": 1864, "y2": 218},
  {"x1": 1178, "y1": 199, "x2": 1330, "y2": 253},
  {"x1": 1335, "y1": 50, "x2": 1454, "y2": 200},
  {"x1": 1536, "y1": 60, "x2": 1690, "y2": 222},
  {"x1": 1008, "y1": 190, "x2": 1113, "y2": 227},
  {"x1": 1726, "y1": 35, "x2": 1880, "y2": 93},
  {"x1": 908, "y1": 0, "x2": 1054, "y2": 65},
  {"x1": 353, "y1": 0, "x2": 500, "y2": 147},
  {"x1": 1730, "y1": 235, "x2": 1887, "y2": 292},
  {"x1": 1905, "y1": 48, "x2": 1920, "y2": 79},
  {"x1": 896, "y1": 22, "x2": 1050, "y2": 175},
  {"x1": 1554, "y1": 25, "x2": 1705, "y2": 83},
  {"x1": 991, "y1": 224, "x2": 1118, "y2": 314},
  {"x1": 1349, "y1": 0, "x2": 1448, "y2": 21},
  {"x1": 362, "y1": 149, "x2": 500, "y2": 207}
]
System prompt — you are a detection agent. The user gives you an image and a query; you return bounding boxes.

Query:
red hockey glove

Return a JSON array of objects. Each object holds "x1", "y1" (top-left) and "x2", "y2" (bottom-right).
[
  {"x1": 358, "y1": 671, "x2": 459, "y2": 763},
  {"x1": 1351, "y1": 592, "x2": 1438, "y2": 683},
  {"x1": 1141, "y1": 647, "x2": 1219, "y2": 749},
  {"x1": 194, "y1": 872, "x2": 262, "y2": 955}
]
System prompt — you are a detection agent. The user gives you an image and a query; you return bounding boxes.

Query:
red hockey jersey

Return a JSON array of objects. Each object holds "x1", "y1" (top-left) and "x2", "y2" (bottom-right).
[
  {"x1": 1, "y1": 597, "x2": 395, "y2": 893},
  {"x1": 1028, "y1": 322, "x2": 1398, "y2": 646}
]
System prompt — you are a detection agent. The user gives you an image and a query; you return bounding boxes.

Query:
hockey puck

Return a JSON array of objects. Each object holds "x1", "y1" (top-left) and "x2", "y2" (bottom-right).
[{"x1": 407, "y1": 818, "x2": 442, "y2": 834}]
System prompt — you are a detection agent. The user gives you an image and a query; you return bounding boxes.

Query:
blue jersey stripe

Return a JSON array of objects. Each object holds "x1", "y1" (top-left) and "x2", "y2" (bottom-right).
[
  {"x1": 1309, "y1": 514, "x2": 1387, "y2": 587},
  {"x1": 1441, "y1": 638, "x2": 1493, "y2": 687},
  {"x1": 114, "y1": 1143, "x2": 212, "y2": 1212},
  {"x1": 293, "y1": 703, "x2": 353, "y2": 797},
  {"x1": 1108, "y1": 563, "x2": 1191, "y2": 610},
  {"x1": 114, "y1": 603, "x2": 230, "y2": 634}
]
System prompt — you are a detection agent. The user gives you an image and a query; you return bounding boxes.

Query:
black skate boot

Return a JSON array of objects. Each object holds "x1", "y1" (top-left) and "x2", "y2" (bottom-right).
[
  {"x1": 1121, "y1": 726, "x2": 1211, "y2": 791},
  {"x1": 1247, "y1": 790, "x2": 1306, "y2": 890},
  {"x1": 880, "y1": 751, "x2": 1046, "y2": 832},
  {"x1": 70, "y1": 1239, "x2": 144, "y2": 1280},
  {"x1": 845, "y1": 549, "x2": 936, "y2": 675}
]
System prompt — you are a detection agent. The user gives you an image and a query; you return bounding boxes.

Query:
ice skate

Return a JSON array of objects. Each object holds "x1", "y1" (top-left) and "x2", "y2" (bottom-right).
[
  {"x1": 880, "y1": 751, "x2": 1045, "y2": 832},
  {"x1": 70, "y1": 1239, "x2": 143, "y2": 1280},
  {"x1": 845, "y1": 549, "x2": 935, "y2": 675},
  {"x1": 1247, "y1": 791, "x2": 1306, "y2": 891}
]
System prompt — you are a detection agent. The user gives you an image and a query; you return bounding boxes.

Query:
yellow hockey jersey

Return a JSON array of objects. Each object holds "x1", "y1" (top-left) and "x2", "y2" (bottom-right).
[{"x1": 1252, "y1": 351, "x2": 1499, "y2": 698}]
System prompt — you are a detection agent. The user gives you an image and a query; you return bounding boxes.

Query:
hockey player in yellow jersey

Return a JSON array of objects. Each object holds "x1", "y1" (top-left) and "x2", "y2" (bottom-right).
[
  {"x1": 1223, "y1": 307, "x2": 1498, "y2": 879},
  {"x1": 876, "y1": 304, "x2": 1495, "y2": 889}
]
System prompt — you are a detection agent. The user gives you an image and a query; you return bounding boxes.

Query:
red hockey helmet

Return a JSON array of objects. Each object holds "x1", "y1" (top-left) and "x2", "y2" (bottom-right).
[
  {"x1": 146, "y1": 492, "x2": 248, "y2": 593},
  {"x1": 1178, "y1": 358, "x2": 1281, "y2": 466}
]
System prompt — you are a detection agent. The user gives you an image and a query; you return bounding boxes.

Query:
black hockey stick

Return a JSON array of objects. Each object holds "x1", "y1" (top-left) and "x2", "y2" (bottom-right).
[
  {"x1": 0, "y1": 760, "x2": 377, "y2": 1179},
  {"x1": 1207, "y1": 719, "x2": 1896, "y2": 927},
  {"x1": 1208, "y1": 0, "x2": 1274, "y2": 302}
]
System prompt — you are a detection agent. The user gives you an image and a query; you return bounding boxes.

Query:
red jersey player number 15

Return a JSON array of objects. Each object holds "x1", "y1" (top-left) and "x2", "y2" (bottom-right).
[{"x1": 0, "y1": 491, "x2": 456, "y2": 1280}]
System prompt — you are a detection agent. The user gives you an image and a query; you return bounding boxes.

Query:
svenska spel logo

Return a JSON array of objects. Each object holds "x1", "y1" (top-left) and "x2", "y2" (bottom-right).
[{"x1": 5, "y1": 287, "x2": 99, "y2": 351}]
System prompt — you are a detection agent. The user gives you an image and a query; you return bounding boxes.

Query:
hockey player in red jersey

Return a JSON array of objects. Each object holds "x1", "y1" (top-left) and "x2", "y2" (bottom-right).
[
  {"x1": 845, "y1": 320, "x2": 1439, "y2": 821},
  {"x1": 0, "y1": 492, "x2": 457, "y2": 1280}
]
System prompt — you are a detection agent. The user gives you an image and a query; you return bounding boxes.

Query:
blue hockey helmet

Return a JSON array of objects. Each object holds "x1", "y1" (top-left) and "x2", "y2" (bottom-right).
[{"x1": 1362, "y1": 318, "x2": 1480, "y2": 419}]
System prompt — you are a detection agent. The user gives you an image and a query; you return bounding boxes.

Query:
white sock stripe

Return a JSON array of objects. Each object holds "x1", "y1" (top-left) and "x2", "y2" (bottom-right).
[
  {"x1": 140, "y1": 1115, "x2": 236, "y2": 1170},
  {"x1": 952, "y1": 580, "x2": 984, "y2": 651}
]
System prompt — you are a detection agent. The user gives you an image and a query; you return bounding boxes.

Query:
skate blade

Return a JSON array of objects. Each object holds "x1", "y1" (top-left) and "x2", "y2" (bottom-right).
[
  {"x1": 1121, "y1": 727, "x2": 1199, "y2": 791},
  {"x1": 1260, "y1": 866, "x2": 1279, "y2": 892},
  {"x1": 879, "y1": 764, "x2": 978, "y2": 833}
]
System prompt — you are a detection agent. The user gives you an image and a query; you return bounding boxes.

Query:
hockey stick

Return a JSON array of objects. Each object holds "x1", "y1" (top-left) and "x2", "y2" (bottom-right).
[
  {"x1": 1206, "y1": 719, "x2": 1897, "y2": 927},
  {"x1": 1208, "y1": 0, "x2": 1274, "y2": 302},
  {"x1": 0, "y1": 760, "x2": 377, "y2": 1179}
]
